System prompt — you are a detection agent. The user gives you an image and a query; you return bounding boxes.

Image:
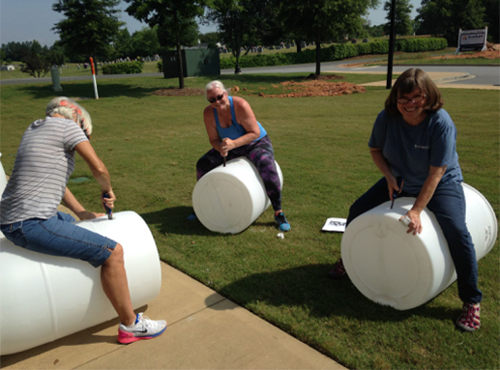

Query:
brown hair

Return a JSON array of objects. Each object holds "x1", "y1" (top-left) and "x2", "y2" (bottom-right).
[{"x1": 385, "y1": 68, "x2": 443, "y2": 115}]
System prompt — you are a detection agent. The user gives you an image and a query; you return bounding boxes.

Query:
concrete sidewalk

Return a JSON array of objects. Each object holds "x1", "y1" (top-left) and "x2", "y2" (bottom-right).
[{"x1": 1, "y1": 261, "x2": 346, "y2": 370}]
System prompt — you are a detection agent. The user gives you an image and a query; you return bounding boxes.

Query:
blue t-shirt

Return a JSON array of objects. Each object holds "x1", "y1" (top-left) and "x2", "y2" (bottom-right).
[
  {"x1": 213, "y1": 96, "x2": 267, "y2": 141},
  {"x1": 368, "y1": 109, "x2": 463, "y2": 194}
]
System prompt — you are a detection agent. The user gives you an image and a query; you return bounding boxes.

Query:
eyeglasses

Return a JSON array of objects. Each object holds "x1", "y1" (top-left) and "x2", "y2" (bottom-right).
[
  {"x1": 397, "y1": 94, "x2": 426, "y2": 104},
  {"x1": 207, "y1": 93, "x2": 224, "y2": 103}
]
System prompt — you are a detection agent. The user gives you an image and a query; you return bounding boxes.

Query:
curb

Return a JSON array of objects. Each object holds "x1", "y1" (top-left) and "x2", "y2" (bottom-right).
[{"x1": 434, "y1": 73, "x2": 475, "y2": 84}]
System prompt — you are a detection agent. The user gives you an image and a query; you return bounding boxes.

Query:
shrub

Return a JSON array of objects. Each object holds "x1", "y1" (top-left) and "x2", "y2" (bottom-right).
[
  {"x1": 370, "y1": 41, "x2": 390, "y2": 54},
  {"x1": 102, "y1": 61, "x2": 143, "y2": 75},
  {"x1": 219, "y1": 38, "x2": 447, "y2": 69},
  {"x1": 396, "y1": 37, "x2": 448, "y2": 52}
]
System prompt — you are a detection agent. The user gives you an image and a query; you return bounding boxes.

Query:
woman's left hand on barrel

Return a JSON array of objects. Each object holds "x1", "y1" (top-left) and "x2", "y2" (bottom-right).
[{"x1": 402, "y1": 209, "x2": 423, "y2": 235}]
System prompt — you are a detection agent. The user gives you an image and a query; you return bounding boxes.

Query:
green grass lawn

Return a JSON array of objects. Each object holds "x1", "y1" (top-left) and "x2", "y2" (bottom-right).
[
  {"x1": 0, "y1": 61, "x2": 161, "y2": 80},
  {"x1": 1, "y1": 74, "x2": 498, "y2": 370}
]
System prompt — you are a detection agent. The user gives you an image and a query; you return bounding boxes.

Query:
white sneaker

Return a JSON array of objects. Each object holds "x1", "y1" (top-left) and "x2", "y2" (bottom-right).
[{"x1": 118, "y1": 313, "x2": 167, "y2": 344}]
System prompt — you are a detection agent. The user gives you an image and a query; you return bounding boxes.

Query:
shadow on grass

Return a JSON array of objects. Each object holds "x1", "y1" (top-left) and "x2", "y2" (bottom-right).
[
  {"x1": 141, "y1": 206, "x2": 222, "y2": 237},
  {"x1": 216, "y1": 73, "x2": 314, "y2": 85},
  {"x1": 16, "y1": 80, "x2": 166, "y2": 100},
  {"x1": 205, "y1": 263, "x2": 455, "y2": 323}
]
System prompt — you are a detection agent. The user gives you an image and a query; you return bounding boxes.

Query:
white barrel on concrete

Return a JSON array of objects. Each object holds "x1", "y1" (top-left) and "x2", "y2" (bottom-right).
[
  {"x1": 0, "y1": 211, "x2": 162, "y2": 355},
  {"x1": 341, "y1": 183, "x2": 497, "y2": 310},
  {"x1": 192, "y1": 157, "x2": 283, "y2": 234}
]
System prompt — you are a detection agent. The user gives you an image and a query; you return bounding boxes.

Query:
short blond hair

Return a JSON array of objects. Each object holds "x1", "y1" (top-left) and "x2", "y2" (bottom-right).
[{"x1": 46, "y1": 97, "x2": 93, "y2": 134}]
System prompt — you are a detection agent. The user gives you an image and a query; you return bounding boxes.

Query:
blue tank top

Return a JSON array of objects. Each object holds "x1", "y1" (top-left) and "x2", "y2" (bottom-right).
[{"x1": 213, "y1": 96, "x2": 267, "y2": 141}]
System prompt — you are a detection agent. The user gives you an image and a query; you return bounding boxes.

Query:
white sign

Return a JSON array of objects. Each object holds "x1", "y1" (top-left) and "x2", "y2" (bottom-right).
[
  {"x1": 455, "y1": 28, "x2": 488, "y2": 54},
  {"x1": 322, "y1": 217, "x2": 347, "y2": 233}
]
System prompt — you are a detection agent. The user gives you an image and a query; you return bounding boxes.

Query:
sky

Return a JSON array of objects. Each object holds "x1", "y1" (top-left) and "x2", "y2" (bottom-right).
[{"x1": 1, "y1": 0, "x2": 420, "y2": 47}]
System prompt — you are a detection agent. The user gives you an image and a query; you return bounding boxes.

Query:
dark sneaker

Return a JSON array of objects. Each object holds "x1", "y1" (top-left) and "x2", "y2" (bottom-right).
[
  {"x1": 187, "y1": 213, "x2": 197, "y2": 221},
  {"x1": 118, "y1": 313, "x2": 167, "y2": 344},
  {"x1": 456, "y1": 302, "x2": 481, "y2": 332},
  {"x1": 328, "y1": 259, "x2": 346, "y2": 279},
  {"x1": 274, "y1": 212, "x2": 291, "y2": 232}
]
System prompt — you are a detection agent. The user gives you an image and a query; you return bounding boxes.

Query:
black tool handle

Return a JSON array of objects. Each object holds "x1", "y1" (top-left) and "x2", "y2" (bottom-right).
[{"x1": 103, "y1": 192, "x2": 113, "y2": 219}]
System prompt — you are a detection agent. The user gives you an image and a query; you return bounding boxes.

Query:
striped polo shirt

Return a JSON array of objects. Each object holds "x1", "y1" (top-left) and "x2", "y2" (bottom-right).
[{"x1": 0, "y1": 117, "x2": 88, "y2": 224}]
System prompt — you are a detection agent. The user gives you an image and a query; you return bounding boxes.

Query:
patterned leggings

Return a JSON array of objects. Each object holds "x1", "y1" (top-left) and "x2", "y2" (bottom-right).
[{"x1": 196, "y1": 135, "x2": 282, "y2": 211}]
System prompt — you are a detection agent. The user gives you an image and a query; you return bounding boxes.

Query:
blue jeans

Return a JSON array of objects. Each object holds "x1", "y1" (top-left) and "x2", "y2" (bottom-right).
[
  {"x1": 0, "y1": 212, "x2": 117, "y2": 268},
  {"x1": 346, "y1": 177, "x2": 482, "y2": 304}
]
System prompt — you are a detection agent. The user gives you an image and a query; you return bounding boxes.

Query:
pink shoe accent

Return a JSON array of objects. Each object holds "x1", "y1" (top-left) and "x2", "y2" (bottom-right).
[{"x1": 117, "y1": 329, "x2": 154, "y2": 344}]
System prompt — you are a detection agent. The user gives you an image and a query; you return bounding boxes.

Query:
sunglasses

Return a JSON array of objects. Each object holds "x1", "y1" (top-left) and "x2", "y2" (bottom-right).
[{"x1": 207, "y1": 93, "x2": 224, "y2": 103}]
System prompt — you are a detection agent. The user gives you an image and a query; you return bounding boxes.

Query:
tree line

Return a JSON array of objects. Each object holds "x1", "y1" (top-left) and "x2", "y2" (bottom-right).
[{"x1": 1, "y1": 0, "x2": 497, "y2": 82}]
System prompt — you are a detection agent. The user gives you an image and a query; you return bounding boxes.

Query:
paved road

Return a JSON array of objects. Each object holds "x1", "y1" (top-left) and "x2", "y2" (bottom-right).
[
  {"x1": 221, "y1": 62, "x2": 500, "y2": 87},
  {"x1": 1, "y1": 58, "x2": 498, "y2": 86}
]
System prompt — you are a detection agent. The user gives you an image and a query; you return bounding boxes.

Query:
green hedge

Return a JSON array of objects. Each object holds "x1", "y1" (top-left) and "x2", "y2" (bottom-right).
[
  {"x1": 396, "y1": 37, "x2": 448, "y2": 52},
  {"x1": 220, "y1": 38, "x2": 447, "y2": 69},
  {"x1": 102, "y1": 61, "x2": 143, "y2": 75}
]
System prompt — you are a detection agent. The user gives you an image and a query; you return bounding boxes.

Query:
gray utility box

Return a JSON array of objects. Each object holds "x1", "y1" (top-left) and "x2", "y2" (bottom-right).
[{"x1": 162, "y1": 49, "x2": 220, "y2": 78}]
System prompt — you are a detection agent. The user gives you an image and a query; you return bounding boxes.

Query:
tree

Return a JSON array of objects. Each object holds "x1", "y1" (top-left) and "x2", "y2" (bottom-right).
[
  {"x1": 199, "y1": 32, "x2": 223, "y2": 49},
  {"x1": 155, "y1": 17, "x2": 199, "y2": 52},
  {"x1": 415, "y1": 0, "x2": 486, "y2": 45},
  {"x1": 277, "y1": 0, "x2": 379, "y2": 75},
  {"x1": 20, "y1": 42, "x2": 52, "y2": 78},
  {"x1": 130, "y1": 27, "x2": 162, "y2": 59},
  {"x1": 1, "y1": 41, "x2": 36, "y2": 62},
  {"x1": 52, "y1": 0, "x2": 124, "y2": 74},
  {"x1": 482, "y1": 0, "x2": 499, "y2": 43},
  {"x1": 383, "y1": 0, "x2": 414, "y2": 36},
  {"x1": 205, "y1": 0, "x2": 284, "y2": 73},
  {"x1": 125, "y1": 0, "x2": 205, "y2": 89},
  {"x1": 0, "y1": 48, "x2": 6, "y2": 64},
  {"x1": 112, "y1": 28, "x2": 134, "y2": 59}
]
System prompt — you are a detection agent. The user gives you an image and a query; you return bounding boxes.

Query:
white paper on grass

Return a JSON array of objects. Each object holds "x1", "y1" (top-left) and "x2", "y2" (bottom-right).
[{"x1": 322, "y1": 217, "x2": 347, "y2": 232}]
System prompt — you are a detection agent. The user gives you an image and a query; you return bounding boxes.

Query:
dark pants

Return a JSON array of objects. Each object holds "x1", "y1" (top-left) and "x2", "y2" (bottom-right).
[
  {"x1": 196, "y1": 135, "x2": 282, "y2": 211},
  {"x1": 346, "y1": 177, "x2": 482, "y2": 304}
]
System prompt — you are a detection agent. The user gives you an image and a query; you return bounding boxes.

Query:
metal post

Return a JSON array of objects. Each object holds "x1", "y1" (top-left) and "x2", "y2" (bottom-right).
[{"x1": 386, "y1": 0, "x2": 397, "y2": 89}]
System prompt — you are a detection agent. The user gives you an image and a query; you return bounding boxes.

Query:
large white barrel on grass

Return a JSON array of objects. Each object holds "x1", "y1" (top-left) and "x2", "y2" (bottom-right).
[
  {"x1": 0, "y1": 153, "x2": 7, "y2": 239},
  {"x1": 341, "y1": 183, "x2": 497, "y2": 311},
  {"x1": 192, "y1": 157, "x2": 283, "y2": 234},
  {"x1": 0, "y1": 211, "x2": 162, "y2": 356},
  {"x1": 0, "y1": 153, "x2": 7, "y2": 199}
]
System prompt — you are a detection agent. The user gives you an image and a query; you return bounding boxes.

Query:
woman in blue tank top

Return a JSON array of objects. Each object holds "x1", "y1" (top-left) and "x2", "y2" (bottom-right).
[{"x1": 194, "y1": 80, "x2": 290, "y2": 232}]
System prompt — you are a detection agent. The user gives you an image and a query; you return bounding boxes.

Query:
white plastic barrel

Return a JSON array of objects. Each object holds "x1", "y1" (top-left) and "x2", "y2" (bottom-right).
[
  {"x1": 0, "y1": 153, "x2": 7, "y2": 240},
  {"x1": 0, "y1": 153, "x2": 7, "y2": 200},
  {"x1": 341, "y1": 183, "x2": 497, "y2": 310},
  {"x1": 192, "y1": 157, "x2": 283, "y2": 234},
  {"x1": 0, "y1": 211, "x2": 162, "y2": 356}
]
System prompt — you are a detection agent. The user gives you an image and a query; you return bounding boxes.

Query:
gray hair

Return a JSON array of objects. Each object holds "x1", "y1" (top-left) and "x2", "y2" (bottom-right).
[
  {"x1": 46, "y1": 97, "x2": 93, "y2": 135},
  {"x1": 205, "y1": 80, "x2": 229, "y2": 99}
]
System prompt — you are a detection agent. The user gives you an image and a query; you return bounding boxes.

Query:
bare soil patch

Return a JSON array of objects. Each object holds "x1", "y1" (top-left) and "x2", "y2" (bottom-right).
[
  {"x1": 150, "y1": 74, "x2": 364, "y2": 99},
  {"x1": 151, "y1": 87, "x2": 205, "y2": 97},
  {"x1": 255, "y1": 79, "x2": 366, "y2": 98}
]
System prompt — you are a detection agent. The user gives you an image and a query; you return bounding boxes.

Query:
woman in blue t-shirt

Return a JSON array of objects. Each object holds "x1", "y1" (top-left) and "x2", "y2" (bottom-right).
[
  {"x1": 329, "y1": 69, "x2": 482, "y2": 332},
  {"x1": 195, "y1": 80, "x2": 290, "y2": 232}
]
